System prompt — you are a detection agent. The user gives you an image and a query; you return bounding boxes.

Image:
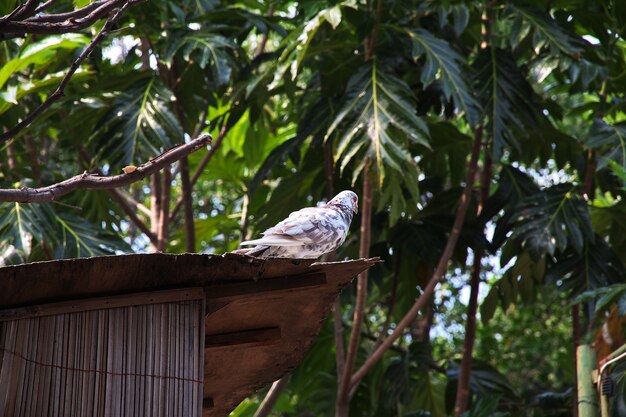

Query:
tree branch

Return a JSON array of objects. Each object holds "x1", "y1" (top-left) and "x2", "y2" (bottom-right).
[
  {"x1": 157, "y1": 167, "x2": 171, "y2": 251},
  {"x1": 336, "y1": 161, "x2": 372, "y2": 416},
  {"x1": 349, "y1": 126, "x2": 484, "y2": 391},
  {"x1": 0, "y1": 134, "x2": 211, "y2": 202},
  {"x1": 0, "y1": 0, "x2": 129, "y2": 38},
  {"x1": 76, "y1": 143, "x2": 156, "y2": 246},
  {"x1": 179, "y1": 156, "x2": 196, "y2": 252},
  {"x1": 252, "y1": 376, "x2": 289, "y2": 417},
  {"x1": 0, "y1": 0, "x2": 141, "y2": 143},
  {"x1": 374, "y1": 250, "x2": 400, "y2": 348},
  {"x1": 454, "y1": 149, "x2": 491, "y2": 416},
  {"x1": 108, "y1": 188, "x2": 158, "y2": 246},
  {"x1": 10, "y1": 0, "x2": 39, "y2": 21},
  {"x1": 34, "y1": 0, "x2": 58, "y2": 14},
  {"x1": 169, "y1": 125, "x2": 227, "y2": 222}
]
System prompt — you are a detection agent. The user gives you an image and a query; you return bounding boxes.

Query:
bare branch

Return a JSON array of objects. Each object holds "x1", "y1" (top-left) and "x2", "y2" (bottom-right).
[
  {"x1": 336, "y1": 161, "x2": 372, "y2": 416},
  {"x1": 169, "y1": 124, "x2": 227, "y2": 222},
  {"x1": 179, "y1": 156, "x2": 196, "y2": 252},
  {"x1": 26, "y1": 0, "x2": 121, "y2": 24},
  {"x1": 10, "y1": 0, "x2": 39, "y2": 21},
  {"x1": 349, "y1": 126, "x2": 484, "y2": 392},
  {"x1": 0, "y1": 2, "x2": 30, "y2": 26},
  {"x1": 108, "y1": 188, "x2": 158, "y2": 246},
  {"x1": 157, "y1": 168, "x2": 171, "y2": 251},
  {"x1": 0, "y1": 0, "x2": 128, "y2": 38},
  {"x1": 34, "y1": 0, "x2": 58, "y2": 14},
  {"x1": 0, "y1": 134, "x2": 212, "y2": 203},
  {"x1": 0, "y1": 0, "x2": 142, "y2": 143},
  {"x1": 252, "y1": 376, "x2": 289, "y2": 417}
]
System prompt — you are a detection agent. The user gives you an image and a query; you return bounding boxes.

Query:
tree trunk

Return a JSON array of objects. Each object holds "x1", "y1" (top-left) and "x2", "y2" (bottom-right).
[
  {"x1": 454, "y1": 148, "x2": 491, "y2": 416},
  {"x1": 453, "y1": 250, "x2": 482, "y2": 416},
  {"x1": 349, "y1": 125, "x2": 484, "y2": 392},
  {"x1": 335, "y1": 160, "x2": 372, "y2": 417},
  {"x1": 150, "y1": 172, "x2": 162, "y2": 252},
  {"x1": 179, "y1": 156, "x2": 196, "y2": 252}
]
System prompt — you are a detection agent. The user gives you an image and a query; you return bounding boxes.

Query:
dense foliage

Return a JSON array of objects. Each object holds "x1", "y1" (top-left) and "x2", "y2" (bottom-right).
[{"x1": 1, "y1": 0, "x2": 626, "y2": 415}]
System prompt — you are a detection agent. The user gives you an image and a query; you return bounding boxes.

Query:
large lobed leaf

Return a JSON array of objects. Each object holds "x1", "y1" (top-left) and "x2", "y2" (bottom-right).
[
  {"x1": 0, "y1": 202, "x2": 129, "y2": 261},
  {"x1": 164, "y1": 29, "x2": 239, "y2": 87},
  {"x1": 546, "y1": 234, "x2": 624, "y2": 298},
  {"x1": 585, "y1": 119, "x2": 626, "y2": 168},
  {"x1": 89, "y1": 77, "x2": 181, "y2": 168},
  {"x1": 508, "y1": 4, "x2": 584, "y2": 56},
  {"x1": 473, "y1": 48, "x2": 545, "y2": 158},
  {"x1": 326, "y1": 61, "x2": 429, "y2": 184},
  {"x1": 510, "y1": 184, "x2": 593, "y2": 259},
  {"x1": 409, "y1": 28, "x2": 481, "y2": 127}
]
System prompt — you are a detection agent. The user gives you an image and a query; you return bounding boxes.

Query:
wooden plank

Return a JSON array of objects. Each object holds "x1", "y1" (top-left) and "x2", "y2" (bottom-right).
[
  {"x1": 204, "y1": 272, "x2": 327, "y2": 303},
  {"x1": 0, "y1": 288, "x2": 205, "y2": 321},
  {"x1": 204, "y1": 327, "x2": 281, "y2": 349}
]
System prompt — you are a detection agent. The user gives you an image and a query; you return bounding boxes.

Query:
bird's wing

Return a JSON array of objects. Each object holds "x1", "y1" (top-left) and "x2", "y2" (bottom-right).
[{"x1": 240, "y1": 207, "x2": 340, "y2": 247}]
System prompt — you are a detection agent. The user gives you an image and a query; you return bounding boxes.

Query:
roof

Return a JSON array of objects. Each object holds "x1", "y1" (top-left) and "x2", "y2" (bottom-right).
[{"x1": 0, "y1": 253, "x2": 378, "y2": 416}]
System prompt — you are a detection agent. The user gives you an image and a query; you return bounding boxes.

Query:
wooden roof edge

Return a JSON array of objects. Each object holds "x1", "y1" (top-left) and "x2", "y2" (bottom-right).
[
  {"x1": 311, "y1": 256, "x2": 382, "y2": 267},
  {"x1": 0, "y1": 253, "x2": 379, "y2": 310}
]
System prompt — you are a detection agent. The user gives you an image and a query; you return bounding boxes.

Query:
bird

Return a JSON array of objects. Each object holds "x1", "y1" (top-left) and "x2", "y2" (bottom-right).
[{"x1": 235, "y1": 190, "x2": 358, "y2": 259}]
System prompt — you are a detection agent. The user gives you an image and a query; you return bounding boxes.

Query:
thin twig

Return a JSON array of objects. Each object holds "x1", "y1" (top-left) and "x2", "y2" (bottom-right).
[
  {"x1": 0, "y1": 2, "x2": 28, "y2": 26},
  {"x1": 349, "y1": 126, "x2": 484, "y2": 391},
  {"x1": 253, "y1": 8, "x2": 274, "y2": 58},
  {"x1": 76, "y1": 143, "x2": 156, "y2": 245},
  {"x1": 0, "y1": 0, "x2": 128, "y2": 38},
  {"x1": 169, "y1": 125, "x2": 227, "y2": 222},
  {"x1": 0, "y1": 0, "x2": 141, "y2": 143},
  {"x1": 109, "y1": 188, "x2": 158, "y2": 246},
  {"x1": 0, "y1": 134, "x2": 211, "y2": 202},
  {"x1": 26, "y1": 0, "x2": 121, "y2": 23},
  {"x1": 150, "y1": 172, "x2": 162, "y2": 252},
  {"x1": 179, "y1": 156, "x2": 195, "y2": 252},
  {"x1": 34, "y1": 0, "x2": 58, "y2": 14},
  {"x1": 114, "y1": 189, "x2": 151, "y2": 217},
  {"x1": 157, "y1": 167, "x2": 171, "y2": 251},
  {"x1": 10, "y1": 0, "x2": 39, "y2": 21}
]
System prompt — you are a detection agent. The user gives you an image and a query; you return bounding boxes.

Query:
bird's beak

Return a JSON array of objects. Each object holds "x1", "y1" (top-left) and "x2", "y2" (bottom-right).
[{"x1": 353, "y1": 206, "x2": 358, "y2": 214}]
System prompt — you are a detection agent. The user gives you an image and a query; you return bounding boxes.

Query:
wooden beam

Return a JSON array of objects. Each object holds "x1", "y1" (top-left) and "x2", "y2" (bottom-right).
[
  {"x1": 204, "y1": 272, "x2": 327, "y2": 303},
  {"x1": 205, "y1": 327, "x2": 281, "y2": 349},
  {"x1": 0, "y1": 287, "x2": 205, "y2": 321}
]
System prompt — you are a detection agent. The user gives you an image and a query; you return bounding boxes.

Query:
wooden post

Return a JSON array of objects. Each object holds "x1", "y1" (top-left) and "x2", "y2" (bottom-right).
[{"x1": 576, "y1": 344, "x2": 598, "y2": 417}]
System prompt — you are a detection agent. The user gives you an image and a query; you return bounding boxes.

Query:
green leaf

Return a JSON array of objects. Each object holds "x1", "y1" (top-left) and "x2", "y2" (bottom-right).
[
  {"x1": 52, "y1": 212, "x2": 130, "y2": 258},
  {"x1": 546, "y1": 235, "x2": 625, "y2": 297},
  {"x1": 0, "y1": 202, "x2": 128, "y2": 259},
  {"x1": 0, "y1": 34, "x2": 89, "y2": 90},
  {"x1": 509, "y1": 5, "x2": 584, "y2": 56},
  {"x1": 89, "y1": 78, "x2": 180, "y2": 167},
  {"x1": 510, "y1": 184, "x2": 593, "y2": 259},
  {"x1": 164, "y1": 29, "x2": 238, "y2": 86},
  {"x1": 326, "y1": 61, "x2": 429, "y2": 185},
  {"x1": 0, "y1": 202, "x2": 54, "y2": 253},
  {"x1": 409, "y1": 29, "x2": 480, "y2": 126},
  {"x1": 586, "y1": 119, "x2": 626, "y2": 173},
  {"x1": 0, "y1": 69, "x2": 93, "y2": 116},
  {"x1": 480, "y1": 288, "x2": 499, "y2": 325},
  {"x1": 473, "y1": 48, "x2": 545, "y2": 158}
]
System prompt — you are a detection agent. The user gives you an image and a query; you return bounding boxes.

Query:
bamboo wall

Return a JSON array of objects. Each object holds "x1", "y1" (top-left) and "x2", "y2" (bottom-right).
[{"x1": 0, "y1": 293, "x2": 204, "y2": 417}]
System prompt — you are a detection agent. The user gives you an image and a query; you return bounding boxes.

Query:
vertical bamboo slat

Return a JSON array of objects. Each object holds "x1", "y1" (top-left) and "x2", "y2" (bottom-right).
[{"x1": 0, "y1": 293, "x2": 204, "y2": 417}]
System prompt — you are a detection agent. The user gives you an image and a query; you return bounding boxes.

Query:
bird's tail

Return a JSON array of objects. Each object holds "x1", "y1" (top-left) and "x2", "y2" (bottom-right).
[{"x1": 231, "y1": 245, "x2": 269, "y2": 257}]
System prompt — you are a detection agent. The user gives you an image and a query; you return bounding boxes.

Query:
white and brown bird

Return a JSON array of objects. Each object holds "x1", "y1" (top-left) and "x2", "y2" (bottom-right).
[{"x1": 236, "y1": 190, "x2": 358, "y2": 258}]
